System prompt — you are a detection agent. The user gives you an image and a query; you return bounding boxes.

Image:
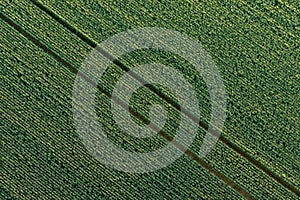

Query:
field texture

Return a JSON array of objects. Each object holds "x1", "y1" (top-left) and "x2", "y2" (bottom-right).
[{"x1": 0, "y1": 0, "x2": 299, "y2": 199}]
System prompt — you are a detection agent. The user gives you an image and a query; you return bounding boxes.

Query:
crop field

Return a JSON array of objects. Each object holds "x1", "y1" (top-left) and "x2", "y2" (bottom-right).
[{"x1": 0, "y1": 0, "x2": 299, "y2": 199}]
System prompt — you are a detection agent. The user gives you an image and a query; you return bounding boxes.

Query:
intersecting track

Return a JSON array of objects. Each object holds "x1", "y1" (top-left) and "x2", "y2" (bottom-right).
[{"x1": 25, "y1": 0, "x2": 300, "y2": 197}]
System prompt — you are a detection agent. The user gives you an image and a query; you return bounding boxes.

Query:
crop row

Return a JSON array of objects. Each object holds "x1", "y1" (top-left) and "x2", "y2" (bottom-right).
[{"x1": 0, "y1": 0, "x2": 298, "y2": 198}]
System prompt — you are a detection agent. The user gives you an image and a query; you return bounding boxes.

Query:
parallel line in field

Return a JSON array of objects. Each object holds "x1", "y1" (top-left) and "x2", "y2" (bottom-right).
[
  {"x1": 0, "y1": 12, "x2": 253, "y2": 199},
  {"x1": 27, "y1": 0, "x2": 300, "y2": 196}
]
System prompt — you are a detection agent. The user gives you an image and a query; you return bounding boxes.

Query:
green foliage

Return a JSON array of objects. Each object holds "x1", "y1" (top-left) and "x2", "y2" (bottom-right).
[{"x1": 0, "y1": 0, "x2": 299, "y2": 199}]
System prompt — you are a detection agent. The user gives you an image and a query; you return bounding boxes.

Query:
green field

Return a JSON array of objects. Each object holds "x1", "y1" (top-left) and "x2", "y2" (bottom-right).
[{"x1": 0, "y1": 0, "x2": 299, "y2": 199}]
